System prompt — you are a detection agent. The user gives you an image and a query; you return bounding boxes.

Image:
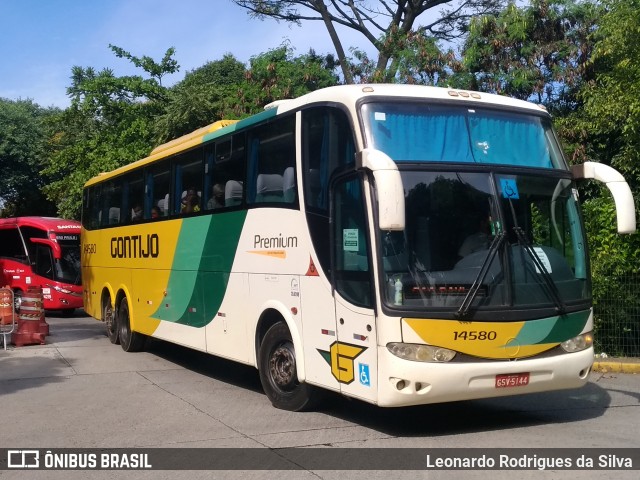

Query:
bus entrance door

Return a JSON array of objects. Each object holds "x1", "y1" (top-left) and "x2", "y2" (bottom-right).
[
  {"x1": 333, "y1": 296, "x2": 377, "y2": 403},
  {"x1": 331, "y1": 174, "x2": 377, "y2": 403}
]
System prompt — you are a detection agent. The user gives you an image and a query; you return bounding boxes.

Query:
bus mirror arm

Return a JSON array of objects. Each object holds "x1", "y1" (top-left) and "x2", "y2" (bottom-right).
[
  {"x1": 30, "y1": 238, "x2": 63, "y2": 259},
  {"x1": 572, "y1": 162, "x2": 637, "y2": 234},
  {"x1": 356, "y1": 149, "x2": 405, "y2": 231}
]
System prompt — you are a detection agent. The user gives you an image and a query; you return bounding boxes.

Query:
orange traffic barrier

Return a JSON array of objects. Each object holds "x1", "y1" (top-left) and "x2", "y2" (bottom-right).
[
  {"x1": 0, "y1": 287, "x2": 13, "y2": 326},
  {"x1": 12, "y1": 287, "x2": 46, "y2": 346}
]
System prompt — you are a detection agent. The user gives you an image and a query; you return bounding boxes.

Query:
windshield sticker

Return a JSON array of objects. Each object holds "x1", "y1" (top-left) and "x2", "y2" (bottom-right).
[
  {"x1": 533, "y1": 247, "x2": 553, "y2": 273},
  {"x1": 374, "y1": 112, "x2": 386, "y2": 121},
  {"x1": 500, "y1": 178, "x2": 520, "y2": 199},
  {"x1": 343, "y1": 229, "x2": 359, "y2": 252},
  {"x1": 475, "y1": 141, "x2": 490, "y2": 155}
]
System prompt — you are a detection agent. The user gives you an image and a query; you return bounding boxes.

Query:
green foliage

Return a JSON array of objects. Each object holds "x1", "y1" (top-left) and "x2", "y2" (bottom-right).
[
  {"x1": 463, "y1": 0, "x2": 601, "y2": 108},
  {"x1": 233, "y1": 0, "x2": 502, "y2": 84},
  {"x1": 154, "y1": 47, "x2": 338, "y2": 144},
  {"x1": 578, "y1": 0, "x2": 640, "y2": 192},
  {"x1": 581, "y1": 188, "x2": 640, "y2": 355},
  {"x1": 241, "y1": 45, "x2": 338, "y2": 108},
  {"x1": 109, "y1": 44, "x2": 180, "y2": 85},
  {"x1": 0, "y1": 98, "x2": 58, "y2": 216},
  {"x1": 349, "y1": 30, "x2": 461, "y2": 86},
  {"x1": 154, "y1": 54, "x2": 247, "y2": 142},
  {"x1": 42, "y1": 47, "x2": 177, "y2": 218}
]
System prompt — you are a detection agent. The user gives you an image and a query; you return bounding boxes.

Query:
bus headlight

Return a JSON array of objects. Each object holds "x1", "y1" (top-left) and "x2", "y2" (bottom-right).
[
  {"x1": 52, "y1": 285, "x2": 72, "y2": 295},
  {"x1": 560, "y1": 332, "x2": 593, "y2": 353},
  {"x1": 387, "y1": 343, "x2": 456, "y2": 362}
]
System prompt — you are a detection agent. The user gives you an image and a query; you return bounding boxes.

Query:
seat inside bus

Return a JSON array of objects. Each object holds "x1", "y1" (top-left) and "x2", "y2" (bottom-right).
[
  {"x1": 225, "y1": 180, "x2": 243, "y2": 206},
  {"x1": 256, "y1": 173, "x2": 284, "y2": 202}
]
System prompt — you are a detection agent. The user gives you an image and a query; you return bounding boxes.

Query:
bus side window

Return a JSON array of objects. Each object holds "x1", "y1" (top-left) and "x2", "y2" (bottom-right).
[
  {"x1": 147, "y1": 160, "x2": 170, "y2": 218},
  {"x1": 109, "y1": 208, "x2": 120, "y2": 224},
  {"x1": 170, "y1": 147, "x2": 203, "y2": 215},
  {"x1": 283, "y1": 166, "x2": 296, "y2": 203},
  {"x1": 102, "y1": 179, "x2": 123, "y2": 226},
  {"x1": 0, "y1": 228, "x2": 27, "y2": 263},
  {"x1": 302, "y1": 107, "x2": 355, "y2": 212},
  {"x1": 248, "y1": 116, "x2": 295, "y2": 205},
  {"x1": 220, "y1": 132, "x2": 246, "y2": 208}
]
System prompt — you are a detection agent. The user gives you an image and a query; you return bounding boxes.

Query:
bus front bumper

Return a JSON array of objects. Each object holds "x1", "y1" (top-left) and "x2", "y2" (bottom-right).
[{"x1": 376, "y1": 346, "x2": 594, "y2": 407}]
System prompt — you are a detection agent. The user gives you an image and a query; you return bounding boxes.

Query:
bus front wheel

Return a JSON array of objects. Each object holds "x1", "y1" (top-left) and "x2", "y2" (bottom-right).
[
  {"x1": 258, "y1": 321, "x2": 318, "y2": 411},
  {"x1": 117, "y1": 298, "x2": 145, "y2": 352}
]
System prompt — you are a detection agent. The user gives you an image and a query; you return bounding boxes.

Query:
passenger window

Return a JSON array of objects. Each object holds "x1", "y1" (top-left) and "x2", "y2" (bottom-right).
[
  {"x1": 147, "y1": 161, "x2": 170, "y2": 219},
  {"x1": 204, "y1": 133, "x2": 246, "y2": 209},
  {"x1": 173, "y1": 148, "x2": 203, "y2": 215},
  {"x1": 302, "y1": 107, "x2": 355, "y2": 213},
  {"x1": 247, "y1": 116, "x2": 295, "y2": 205}
]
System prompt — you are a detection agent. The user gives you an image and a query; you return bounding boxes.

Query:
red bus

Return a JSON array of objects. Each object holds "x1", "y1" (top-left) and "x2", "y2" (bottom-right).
[{"x1": 0, "y1": 217, "x2": 82, "y2": 316}]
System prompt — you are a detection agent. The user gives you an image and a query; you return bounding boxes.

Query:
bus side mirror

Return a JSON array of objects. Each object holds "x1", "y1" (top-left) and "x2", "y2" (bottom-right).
[
  {"x1": 30, "y1": 238, "x2": 63, "y2": 259},
  {"x1": 356, "y1": 149, "x2": 405, "y2": 231},
  {"x1": 572, "y1": 162, "x2": 637, "y2": 234}
]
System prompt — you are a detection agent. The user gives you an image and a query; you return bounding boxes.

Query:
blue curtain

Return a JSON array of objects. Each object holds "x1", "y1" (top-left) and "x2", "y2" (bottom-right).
[{"x1": 368, "y1": 110, "x2": 553, "y2": 168}]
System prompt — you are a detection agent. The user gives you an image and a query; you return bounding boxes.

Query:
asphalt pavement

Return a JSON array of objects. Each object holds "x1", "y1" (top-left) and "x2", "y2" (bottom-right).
[{"x1": 1, "y1": 312, "x2": 638, "y2": 480}]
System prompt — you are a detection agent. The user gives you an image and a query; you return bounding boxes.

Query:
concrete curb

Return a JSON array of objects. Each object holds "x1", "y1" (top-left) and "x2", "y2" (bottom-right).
[{"x1": 592, "y1": 359, "x2": 640, "y2": 374}]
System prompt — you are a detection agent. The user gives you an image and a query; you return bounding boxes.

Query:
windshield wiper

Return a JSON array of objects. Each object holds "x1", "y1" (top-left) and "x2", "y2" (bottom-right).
[
  {"x1": 512, "y1": 226, "x2": 566, "y2": 314},
  {"x1": 455, "y1": 231, "x2": 506, "y2": 319}
]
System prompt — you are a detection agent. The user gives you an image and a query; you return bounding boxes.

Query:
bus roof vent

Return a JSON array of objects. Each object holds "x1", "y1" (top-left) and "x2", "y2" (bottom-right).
[{"x1": 264, "y1": 99, "x2": 292, "y2": 111}]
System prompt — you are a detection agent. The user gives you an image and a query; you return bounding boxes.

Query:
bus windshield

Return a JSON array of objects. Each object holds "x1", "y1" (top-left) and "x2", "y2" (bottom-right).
[
  {"x1": 361, "y1": 102, "x2": 565, "y2": 169},
  {"x1": 378, "y1": 170, "x2": 590, "y2": 317},
  {"x1": 57, "y1": 242, "x2": 82, "y2": 285}
]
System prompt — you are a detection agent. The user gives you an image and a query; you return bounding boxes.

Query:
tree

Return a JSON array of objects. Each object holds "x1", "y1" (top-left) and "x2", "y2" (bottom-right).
[
  {"x1": 240, "y1": 45, "x2": 339, "y2": 108},
  {"x1": 0, "y1": 98, "x2": 58, "y2": 216},
  {"x1": 233, "y1": 0, "x2": 501, "y2": 83},
  {"x1": 154, "y1": 54, "x2": 247, "y2": 142},
  {"x1": 43, "y1": 46, "x2": 178, "y2": 218},
  {"x1": 549, "y1": 0, "x2": 640, "y2": 354},
  {"x1": 578, "y1": 0, "x2": 640, "y2": 190},
  {"x1": 461, "y1": 0, "x2": 601, "y2": 108},
  {"x1": 155, "y1": 46, "x2": 338, "y2": 142}
]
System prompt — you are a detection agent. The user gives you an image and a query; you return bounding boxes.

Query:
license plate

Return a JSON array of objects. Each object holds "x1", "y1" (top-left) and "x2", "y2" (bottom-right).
[{"x1": 495, "y1": 372, "x2": 530, "y2": 388}]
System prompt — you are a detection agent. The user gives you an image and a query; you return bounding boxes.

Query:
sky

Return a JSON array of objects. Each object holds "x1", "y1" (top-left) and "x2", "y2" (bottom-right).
[{"x1": 0, "y1": 0, "x2": 368, "y2": 108}]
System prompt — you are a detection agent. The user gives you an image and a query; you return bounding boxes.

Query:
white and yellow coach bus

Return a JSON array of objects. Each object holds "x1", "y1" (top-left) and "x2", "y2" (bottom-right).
[{"x1": 81, "y1": 84, "x2": 636, "y2": 411}]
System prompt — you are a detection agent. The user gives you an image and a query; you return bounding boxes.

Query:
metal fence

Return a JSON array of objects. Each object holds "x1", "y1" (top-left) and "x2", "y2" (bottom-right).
[{"x1": 592, "y1": 272, "x2": 640, "y2": 357}]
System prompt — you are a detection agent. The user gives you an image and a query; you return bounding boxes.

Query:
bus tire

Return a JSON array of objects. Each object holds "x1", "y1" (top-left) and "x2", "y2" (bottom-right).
[
  {"x1": 258, "y1": 321, "x2": 318, "y2": 411},
  {"x1": 104, "y1": 300, "x2": 119, "y2": 344},
  {"x1": 117, "y1": 298, "x2": 145, "y2": 352}
]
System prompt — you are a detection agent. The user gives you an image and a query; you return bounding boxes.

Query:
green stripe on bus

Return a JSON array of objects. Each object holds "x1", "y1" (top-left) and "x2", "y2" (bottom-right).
[
  {"x1": 151, "y1": 211, "x2": 247, "y2": 326},
  {"x1": 513, "y1": 310, "x2": 590, "y2": 345},
  {"x1": 202, "y1": 109, "x2": 277, "y2": 143}
]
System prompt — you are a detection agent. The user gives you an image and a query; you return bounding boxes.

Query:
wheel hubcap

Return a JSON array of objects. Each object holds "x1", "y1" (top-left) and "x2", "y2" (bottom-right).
[{"x1": 269, "y1": 344, "x2": 295, "y2": 389}]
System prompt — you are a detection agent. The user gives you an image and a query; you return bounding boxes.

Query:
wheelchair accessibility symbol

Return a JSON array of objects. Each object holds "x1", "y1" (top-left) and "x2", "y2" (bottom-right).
[
  {"x1": 359, "y1": 363, "x2": 371, "y2": 387},
  {"x1": 500, "y1": 178, "x2": 519, "y2": 199}
]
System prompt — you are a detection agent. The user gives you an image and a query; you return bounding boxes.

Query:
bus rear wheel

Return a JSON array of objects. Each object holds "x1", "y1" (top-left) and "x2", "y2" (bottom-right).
[
  {"x1": 104, "y1": 300, "x2": 118, "y2": 344},
  {"x1": 117, "y1": 298, "x2": 145, "y2": 352},
  {"x1": 258, "y1": 321, "x2": 318, "y2": 411}
]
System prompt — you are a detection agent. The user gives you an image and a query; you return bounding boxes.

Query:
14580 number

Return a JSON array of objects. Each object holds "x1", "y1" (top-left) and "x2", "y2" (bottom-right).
[{"x1": 453, "y1": 330, "x2": 497, "y2": 341}]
